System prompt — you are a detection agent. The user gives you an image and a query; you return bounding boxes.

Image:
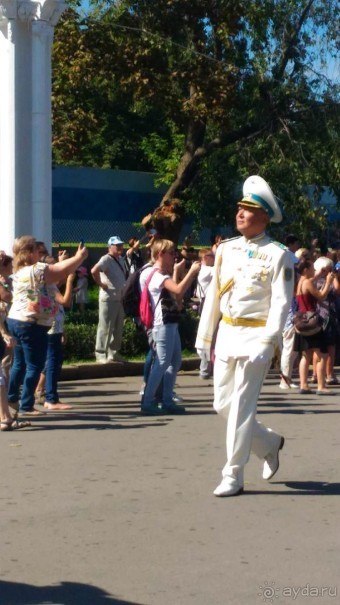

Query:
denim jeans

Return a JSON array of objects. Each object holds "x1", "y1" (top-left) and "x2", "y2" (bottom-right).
[
  {"x1": 7, "y1": 319, "x2": 49, "y2": 412},
  {"x1": 44, "y1": 333, "x2": 63, "y2": 403},
  {"x1": 143, "y1": 347, "x2": 154, "y2": 384},
  {"x1": 143, "y1": 323, "x2": 182, "y2": 408}
]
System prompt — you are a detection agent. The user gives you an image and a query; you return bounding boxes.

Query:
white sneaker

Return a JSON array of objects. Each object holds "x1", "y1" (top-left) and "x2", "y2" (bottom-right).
[
  {"x1": 213, "y1": 476, "x2": 244, "y2": 497},
  {"x1": 172, "y1": 392, "x2": 183, "y2": 403},
  {"x1": 263, "y1": 437, "x2": 285, "y2": 480}
]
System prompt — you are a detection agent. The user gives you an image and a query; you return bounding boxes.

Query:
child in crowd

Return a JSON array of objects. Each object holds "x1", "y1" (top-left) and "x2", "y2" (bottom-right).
[{"x1": 74, "y1": 266, "x2": 89, "y2": 313}]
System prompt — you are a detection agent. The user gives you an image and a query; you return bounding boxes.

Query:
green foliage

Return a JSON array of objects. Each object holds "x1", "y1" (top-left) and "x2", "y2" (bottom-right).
[
  {"x1": 52, "y1": 1, "x2": 339, "y2": 236},
  {"x1": 52, "y1": 8, "x2": 168, "y2": 170},
  {"x1": 140, "y1": 120, "x2": 185, "y2": 186}
]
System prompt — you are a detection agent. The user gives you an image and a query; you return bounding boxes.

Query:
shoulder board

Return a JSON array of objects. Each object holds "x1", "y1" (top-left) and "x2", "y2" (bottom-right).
[
  {"x1": 220, "y1": 236, "x2": 240, "y2": 244},
  {"x1": 271, "y1": 241, "x2": 288, "y2": 250}
]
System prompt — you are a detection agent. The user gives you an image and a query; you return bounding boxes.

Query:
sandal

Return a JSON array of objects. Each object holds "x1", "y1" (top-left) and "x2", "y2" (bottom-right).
[{"x1": 1, "y1": 418, "x2": 31, "y2": 431}]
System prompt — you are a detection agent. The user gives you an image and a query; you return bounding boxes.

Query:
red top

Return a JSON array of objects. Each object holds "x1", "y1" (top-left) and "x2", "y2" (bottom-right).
[{"x1": 296, "y1": 291, "x2": 317, "y2": 312}]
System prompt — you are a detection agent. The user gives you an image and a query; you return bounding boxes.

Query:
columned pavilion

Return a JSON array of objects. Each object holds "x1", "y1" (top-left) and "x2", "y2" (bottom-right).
[{"x1": 0, "y1": 0, "x2": 66, "y2": 254}]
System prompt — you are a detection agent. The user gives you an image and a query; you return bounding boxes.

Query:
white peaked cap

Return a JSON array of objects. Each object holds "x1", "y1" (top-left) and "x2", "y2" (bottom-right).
[{"x1": 241, "y1": 175, "x2": 282, "y2": 223}]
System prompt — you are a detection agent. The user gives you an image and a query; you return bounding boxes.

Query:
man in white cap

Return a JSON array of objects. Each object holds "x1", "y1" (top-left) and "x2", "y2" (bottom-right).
[
  {"x1": 91, "y1": 236, "x2": 127, "y2": 363},
  {"x1": 196, "y1": 175, "x2": 295, "y2": 496}
]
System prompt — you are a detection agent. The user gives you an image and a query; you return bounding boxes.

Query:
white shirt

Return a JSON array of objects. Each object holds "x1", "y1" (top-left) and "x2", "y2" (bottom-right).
[{"x1": 197, "y1": 265, "x2": 214, "y2": 299}]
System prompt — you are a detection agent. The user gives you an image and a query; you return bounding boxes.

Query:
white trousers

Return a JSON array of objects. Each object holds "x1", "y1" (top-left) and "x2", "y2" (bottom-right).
[
  {"x1": 280, "y1": 324, "x2": 298, "y2": 379},
  {"x1": 213, "y1": 356, "x2": 281, "y2": 479}
]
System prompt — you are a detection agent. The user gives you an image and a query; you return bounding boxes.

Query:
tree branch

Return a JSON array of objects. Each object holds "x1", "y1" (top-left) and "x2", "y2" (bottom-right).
[{"x1": 274, "y1": 0, "x2": 315, "y2": 81}]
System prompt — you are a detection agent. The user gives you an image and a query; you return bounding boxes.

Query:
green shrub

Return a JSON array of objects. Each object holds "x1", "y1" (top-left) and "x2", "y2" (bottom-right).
[
  {"x1": 64, "y1": 323, "x2": 97, "y2": 361},
  {"x1": 65, "y1": 307, "x2": 98, "y2": 325},
  {"x1": 63, "y1": 309, "x2": 198, "y2": 362},
  {"x1": 121, "y1": 319, "x2": 149, "y2": 357},
  {"x1": 178, "y1": 307, "x2": 200, "y2": 351}
]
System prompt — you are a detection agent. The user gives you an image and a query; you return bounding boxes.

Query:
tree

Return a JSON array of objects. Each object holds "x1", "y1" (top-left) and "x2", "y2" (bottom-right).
[
  {"x1": 108, "y1": 0, "x2": 339, "y2": 240},
  {"x1": 52, "y1": 7, "x2": 169, "y2": 170},
  {"x1": 52, "y1": 1, "x2": 339, "y2": 242}
]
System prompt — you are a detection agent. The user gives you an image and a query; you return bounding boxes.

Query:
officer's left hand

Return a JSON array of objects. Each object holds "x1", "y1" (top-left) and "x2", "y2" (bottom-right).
[{"x1": 249, "y1": 342, "x2": 274, "y2": 365}]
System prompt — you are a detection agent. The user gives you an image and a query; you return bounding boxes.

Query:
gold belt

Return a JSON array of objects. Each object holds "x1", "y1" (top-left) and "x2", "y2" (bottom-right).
[{"x1": 222, "y1": 315, "x2": 267, "y2": 327}]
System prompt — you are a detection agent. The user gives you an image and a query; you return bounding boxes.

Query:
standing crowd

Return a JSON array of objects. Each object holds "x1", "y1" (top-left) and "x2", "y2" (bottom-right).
[{"x1": 1, "y1": 176, "x2": 340, "y2": 499}]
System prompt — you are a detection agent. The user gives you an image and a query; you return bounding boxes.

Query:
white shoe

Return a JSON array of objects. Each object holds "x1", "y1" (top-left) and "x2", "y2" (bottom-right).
[
  {"x1": 279, "y1": 381, "x2": 289, "y2": 390},
  {"x1": 263, "y1": 436, "x2": 285, "y2": 480},
  {"x1": 172, "y1": 392, "x2": 183, "y2": 403},
  {"x1": 213, "y1": 476, "x2": 244, "y2": 497},
  {"x1": 279, "y1": 380, "x2": 299, "y2": 390}
]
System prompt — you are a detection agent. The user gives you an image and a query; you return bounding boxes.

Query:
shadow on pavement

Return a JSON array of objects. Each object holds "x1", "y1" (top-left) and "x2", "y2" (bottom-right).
[
  {"x1": 273, "y1": 481, "x2": 340, "y2": 495},
  {"x1": 238, "y1": 482, "x2": 340, "y2": 496},
  {"x1": 0, "y1": 580, "x2": 145, "y2": 605},
  {"x1": 22, "y1": 421, "x2": 171, "y2": 431},
  {"x1": 258, "y1": 408, "x2": 340, "y2": 415}
]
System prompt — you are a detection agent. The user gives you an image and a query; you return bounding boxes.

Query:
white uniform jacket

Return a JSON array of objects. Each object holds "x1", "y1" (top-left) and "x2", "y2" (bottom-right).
[{"x1": 195, "y1": 232, "x2": 295, "y2": 359}]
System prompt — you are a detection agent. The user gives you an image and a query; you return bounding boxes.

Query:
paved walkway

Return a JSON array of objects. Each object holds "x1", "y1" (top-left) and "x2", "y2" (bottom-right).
[{"x1": 1, "y1": 368, "x2": 339, "y2": 605}]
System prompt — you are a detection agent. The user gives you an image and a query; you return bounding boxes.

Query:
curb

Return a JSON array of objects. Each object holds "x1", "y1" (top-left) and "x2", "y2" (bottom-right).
[{"x1": 61, "y1": 357, "x2": 200, "y2": 381}]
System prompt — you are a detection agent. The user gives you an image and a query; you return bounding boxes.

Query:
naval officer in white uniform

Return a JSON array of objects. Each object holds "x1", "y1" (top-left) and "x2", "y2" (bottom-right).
[{"x1": 196, "y1": 176, "x2": 295, "y2": 496}]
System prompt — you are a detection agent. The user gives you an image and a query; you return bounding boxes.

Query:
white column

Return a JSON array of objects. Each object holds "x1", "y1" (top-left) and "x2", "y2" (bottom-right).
[
  {"x1": 0, "y1": 0, "x2": 66, "y2": 254},
  {"x1": 0, "y1": 14, "x2": 17, "y2": 254},
  {"x1": 31, "y1": 19, "x2": 54, "y2": 247}
]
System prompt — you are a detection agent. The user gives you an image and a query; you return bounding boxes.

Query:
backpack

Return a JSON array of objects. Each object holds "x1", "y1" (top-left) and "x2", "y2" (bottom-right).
[
  {"x1": 121, "y1": 267, "x2": 144, "y2": 318},
  {"x1": 139, "y1": 268, "x2": 159, "y2": 330}
]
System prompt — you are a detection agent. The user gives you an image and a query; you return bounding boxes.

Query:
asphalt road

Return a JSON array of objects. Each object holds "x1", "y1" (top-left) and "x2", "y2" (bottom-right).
[{"x1": 1, "y1": 368, "x2": 339, "y2": 605}]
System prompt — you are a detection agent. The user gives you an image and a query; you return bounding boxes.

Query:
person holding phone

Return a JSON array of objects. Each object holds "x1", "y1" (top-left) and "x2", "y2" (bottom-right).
[{"x1": 7, "y1": 238, "x2": 88, "y2": 416}]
